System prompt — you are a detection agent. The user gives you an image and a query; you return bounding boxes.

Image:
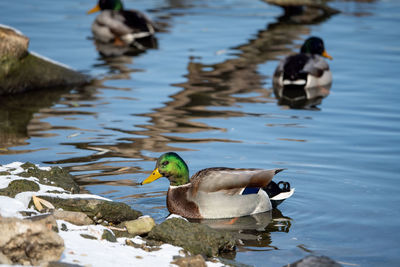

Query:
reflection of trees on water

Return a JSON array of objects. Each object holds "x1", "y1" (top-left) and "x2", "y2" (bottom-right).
[{"x1": 0, "y1": 0, "x2": 338, "y2": 179}]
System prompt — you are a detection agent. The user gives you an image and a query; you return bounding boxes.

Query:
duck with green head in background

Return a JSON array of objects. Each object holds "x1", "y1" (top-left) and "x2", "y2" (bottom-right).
[
  {"x1": 273, "y1": 36, "x2": 333, "y2": 108},
  {"x1": 141, "y1": 152, "x2": 294, "y2": 219},
  {"x1": 87, "y1": 0, "x2": 157, "y2": 47}
]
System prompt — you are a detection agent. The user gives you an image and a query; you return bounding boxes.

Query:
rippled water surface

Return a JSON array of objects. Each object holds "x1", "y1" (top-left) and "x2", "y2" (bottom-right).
[{"x1": 1, "y1": 0, "x2": 400, "y2": 266}]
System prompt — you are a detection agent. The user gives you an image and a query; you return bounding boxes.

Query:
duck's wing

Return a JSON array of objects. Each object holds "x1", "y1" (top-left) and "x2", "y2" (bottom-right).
[
  {"x1": 190, "y1": 167, "x2": 283, "y2": 195},
  {"x1": 94, "y1": 11, "x2": 133, "y2": 36},
  {"x1": 95, "y1": 10, "x2": 155, "y2": 37},
  {"x1": 282, "y1": 53, "x2": 310, "y2": 81},
  {"x1": 122, "y1": 10, "x2": 157, "y2": 34},
  {"x1": 303, "y1": 55, "x2": 330, "y2": 77}
]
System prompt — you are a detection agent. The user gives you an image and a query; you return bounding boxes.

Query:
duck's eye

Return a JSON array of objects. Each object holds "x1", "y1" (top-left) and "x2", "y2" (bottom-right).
[{"x1": 162, "y1": 161, "x2": 169, "y2": 166}]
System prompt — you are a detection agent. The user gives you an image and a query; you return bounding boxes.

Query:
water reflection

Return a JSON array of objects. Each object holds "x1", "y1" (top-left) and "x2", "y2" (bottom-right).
[
  {"x1": 190, "y1": 209, "x2": 291, "y2": 251},
  {"x1": 0, "y1": 0, "x2": 338, "y2": 179},
  {"x1": 0, "y1": 87, "x2": 72, "y2": 152},
  {"x1": 274, "y1": 84, "x2": 332, "y2": 109},
  {"x1": 93, "y1": 36, "x2": 158, "y2": 57}
]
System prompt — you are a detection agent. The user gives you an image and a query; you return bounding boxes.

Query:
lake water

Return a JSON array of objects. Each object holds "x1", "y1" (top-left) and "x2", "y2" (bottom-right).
[{"x1": 1, "y1": 0, "x2": 400, "y2": 266}]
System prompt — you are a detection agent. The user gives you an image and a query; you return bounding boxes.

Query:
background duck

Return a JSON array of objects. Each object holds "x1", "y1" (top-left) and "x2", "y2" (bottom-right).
[
  {"x1": 141, "y1": 152, "x2": 294, "y2": 219},
  {"x1": 87, "y1": 0, "x2": 157, "y2": 48},
  {"x1": 273, "y1": 36, "x2": 333, "y2": 108}
]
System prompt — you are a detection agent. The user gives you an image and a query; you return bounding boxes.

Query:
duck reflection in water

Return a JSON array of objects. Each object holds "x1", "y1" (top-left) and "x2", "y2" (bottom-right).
[
  {"x1": 273, "y1": 36, "x2": 333, "y2": 109},
  {"x1": 189, "y1": 209, "x2": 291, "y2": 252}
]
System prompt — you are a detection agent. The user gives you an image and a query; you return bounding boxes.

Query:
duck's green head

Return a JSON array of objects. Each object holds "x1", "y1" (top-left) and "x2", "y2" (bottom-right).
[
  {"x1": 300, "y1": 36, "x2": 333, "y2": 60},
  {"x1": 142, "y1": 152, "x2": 190, "y2": 186},
  {"x1": 87, "y1": 0, "x2": 124, "y2": 14}
]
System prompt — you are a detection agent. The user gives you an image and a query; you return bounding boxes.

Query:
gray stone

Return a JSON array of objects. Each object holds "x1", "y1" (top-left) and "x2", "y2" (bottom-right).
[
  {"x1": 101, "y1": 229, "x2": 117, "y2": 242},
  {"x1": 53, "y1": 210, "x2": 94, "y2": 225},
  {"x1": 148, "y1": 218, "x2": 236, "y2": 257},
  {"x1": 29, "y1": 196, "x2": 142, "y2": 224},
  {"x1": 80, "y1": 234, "x2": 97, "y2": 240},
  {"x1": 120, "y1": 216, "x2": 156, "y2": 236},
  {"x1": 47, "y1": 261, "x2": 83, "y2": 267},
  {"x1": 171, "y1": 255, "x2": 207, "y2": 267},
  {"x1": 0, "y1": 217, "x2": 64, "y2": 265}
]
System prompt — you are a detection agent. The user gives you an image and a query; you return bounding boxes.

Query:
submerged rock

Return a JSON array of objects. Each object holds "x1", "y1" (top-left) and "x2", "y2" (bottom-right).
[
  {"x1": 30, "y1": 196, "x2": 142, "y2": 224},
  {"x1": 19, "y1": 162, "x2": 80, "y2": 193},
  {"x1": 148, "y1": 218, "x2": 236, "y2": 257},
  {"x1": 0, "y1": 25, "x2": 88, "y2": 95},
  {"x1": 0, "y1": 179, "x2": 39, "y2": 197},
  {"x1": 0, "y1": 217, "x2": 64, "y2": 265},
  {"x1": 120, "y1": 216, "x2": 156, "y2": 236},
  {"x1": 285, "y1": 255, "x2": 342, "y2": 267}
]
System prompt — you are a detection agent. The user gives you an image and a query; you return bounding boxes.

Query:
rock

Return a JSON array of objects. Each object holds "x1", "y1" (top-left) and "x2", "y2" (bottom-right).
[
  {"x1": 0, "y1": 26, "x2": 29, "y2": 61},
  {"x1": 120, "y1": 216, "x2": 156, "y2": 236},
  {"x1": 60, "y1": 223, "x2": 68, "y2": 231},
  {"x1": 0, "y1": 25, "x2": 88, "y2": 95},
  {"x1": 47, "y1": 261, "x2": 83, "y2": 267},
  {"x1": 80, "y1": 234, "x2": 97, "y2": 240},
  {"x1": 111, "y1": 227, "x2": 136, "y2": 238},
  {"x1": 171, "y1": 255, "x2": 207, "y2": 267},
  {"x1": 0, "y1": 217, "x2": 64, "y2": 265},
  {"x1": 101, "y1": 229, "x2": 117, "y2": 242},
  {"x1": 148, "y1": 218, "x2": 236, "y2": 257},
  {"x1": 0, "y1": 179, "x2": 39, "y2": 197},
  {"x1": 27, "y1": 213, "x2": 59, "y2": 232},
  {"x1": 125, "y1": 239, "x2": 161, "y2": 252},
  {"x1": 30, "y1": 196, "x2": 142, "y2": 224},
  {"x1": 53, "y1": 210, "x2": 94, "y2": 225},
  {"x1": 284, "y1": 255, "x2": 342, "y2": 267},
  {"x1": 0, "y1": 252, "x2": 12, "y2": 265},
  {"x1": 19, "y1": 162, "x2": 80, "y2": 193}
]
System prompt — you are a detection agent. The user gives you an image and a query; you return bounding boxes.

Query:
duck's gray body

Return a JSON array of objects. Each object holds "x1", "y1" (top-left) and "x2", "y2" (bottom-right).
[
  {"x1": 91, "y1": 10, "x2": 155, "y2": 45},
  {"x1": 166, "y1": 168, "x2": 294, "y2": 219},
  {"x1": 273, "y1": 53, "x2": 332, "y2": 100}
]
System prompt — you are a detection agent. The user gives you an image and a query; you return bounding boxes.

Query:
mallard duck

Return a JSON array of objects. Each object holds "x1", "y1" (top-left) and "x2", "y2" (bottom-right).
[
  {"x1": 141, "y1": 152, "x2": 294, "y2": 219},
  {"x1": 273, "y1": 36, "x2": 332, "y2": 106},
  {"x1": 87, "y1": 0, "x2": 157, "y2": 47}
]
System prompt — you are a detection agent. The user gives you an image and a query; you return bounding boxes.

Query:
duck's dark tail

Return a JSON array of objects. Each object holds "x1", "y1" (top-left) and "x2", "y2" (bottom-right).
[{"x1": 263, "y1": 181, "x2": 292, "y2": 208}]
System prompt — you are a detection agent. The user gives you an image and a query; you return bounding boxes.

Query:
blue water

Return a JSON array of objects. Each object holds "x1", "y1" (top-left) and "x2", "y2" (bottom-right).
[{"x1": 1, "y1": 0, "x2": 400, "y2": 266}]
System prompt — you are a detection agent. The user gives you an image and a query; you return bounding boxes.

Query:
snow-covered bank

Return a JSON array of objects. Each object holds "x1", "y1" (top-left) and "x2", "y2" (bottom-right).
[{"x1": 0, "y1": 162, "x2": 223, "y2": 266}]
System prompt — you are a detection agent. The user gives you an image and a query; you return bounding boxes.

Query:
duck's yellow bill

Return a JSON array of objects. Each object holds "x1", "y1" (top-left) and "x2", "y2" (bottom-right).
[
  {"x1": 87, "y1": 4, "x2": 101, "y2": 14},
  {"x1": 322, "y1": 50, "x2": 333, "y2": 60},
  {"x1": 141, "y1": 168, "x2": 163, "y2": 185}
]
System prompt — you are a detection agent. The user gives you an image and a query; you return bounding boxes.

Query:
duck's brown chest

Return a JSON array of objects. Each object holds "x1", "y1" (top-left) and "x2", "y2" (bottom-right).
[{"x1": 167, "y1": 186, "x2": 202, "y2": 219}]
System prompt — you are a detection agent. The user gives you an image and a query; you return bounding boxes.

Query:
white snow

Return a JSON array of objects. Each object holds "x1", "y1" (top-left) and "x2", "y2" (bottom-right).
[
  {"x1": 0, "y1": 24, "x2": 24, "y2": 36},
  {"x1": 57, "y1": 221, "x2": 188, "y2": 266},
  {"x1": 0, "y1": 196, "x2": 26, "y2": 218}
]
